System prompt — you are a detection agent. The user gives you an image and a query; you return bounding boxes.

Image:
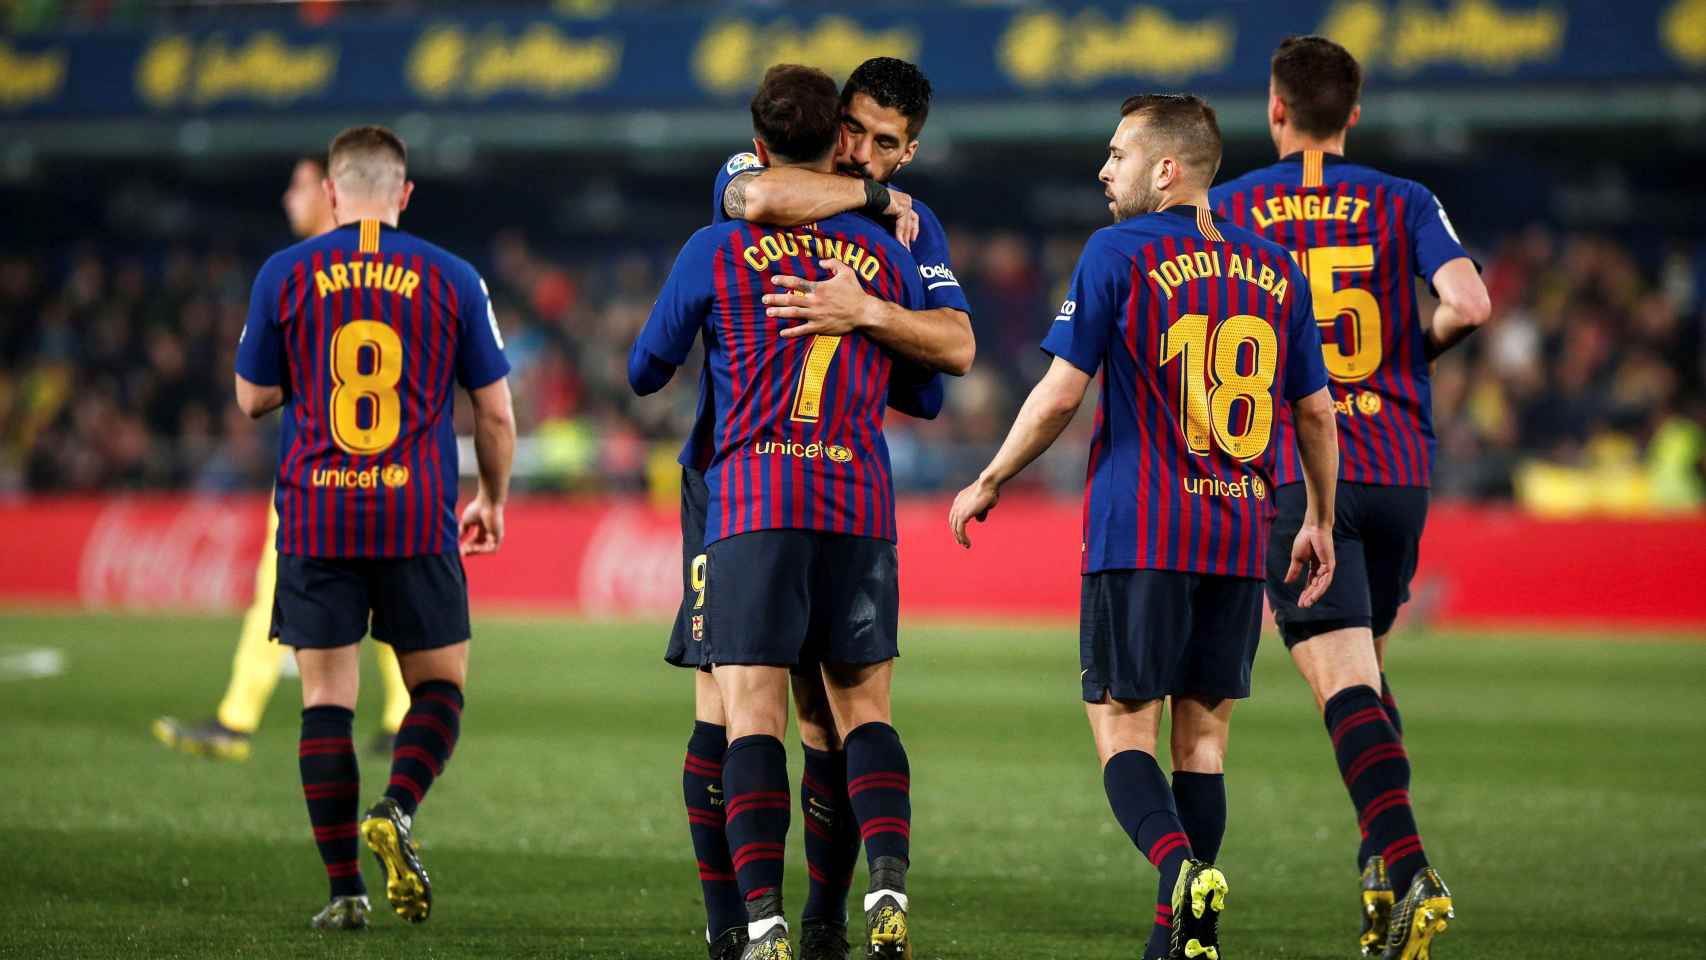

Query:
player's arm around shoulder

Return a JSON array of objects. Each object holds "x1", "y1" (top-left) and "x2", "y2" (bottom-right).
[{"x1": 234, "y1": 251, "x2": 291, "y2": 418}]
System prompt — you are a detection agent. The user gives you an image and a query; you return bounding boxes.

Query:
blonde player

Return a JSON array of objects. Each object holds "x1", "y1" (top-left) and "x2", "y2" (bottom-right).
[{"x1": 152, "y1": 155, "x2": 410, "y2": 761}]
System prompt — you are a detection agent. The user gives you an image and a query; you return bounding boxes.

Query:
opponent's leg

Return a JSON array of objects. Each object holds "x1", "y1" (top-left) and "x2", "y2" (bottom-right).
[
  {"x1": 295, "y1": 645, "x2": 369, "y2": 930},
  {"x1": 823, "y1": 661, "x2": 910, "y2": 960},
  {"x1": 371, "y1": 642, "x2": 409, "y2": 754},
  {"x1": 715, "y1": 664, "x2": 793, "y2": 959},
  {"x1": 155, "y1": 508, "x2": 285, "y2": 760},
  {"x1": 795, "y1": 674, "x2": 858, "y2": 960},
  {"x1": 687, "y1": 669, "x2": 748, "y2": 957},
  {"x1": 361, "y1": 641, "x2": 467, "y2": 923}
]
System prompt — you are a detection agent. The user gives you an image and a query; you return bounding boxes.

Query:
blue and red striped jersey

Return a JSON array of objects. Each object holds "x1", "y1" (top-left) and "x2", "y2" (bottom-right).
[
  {"x1": 236, "y1": 219, "x2": 510, "y2": 557},
  {"x1": 677, "y1": 153, "x2": 956, "y2": 472},
  {"x1": 1211, "y1": 150, "x2": 1472, "y2": 487},
  {"x1": 1041, "y1": 205, "x2": 1328, "y2": 578},
  {"x1": 637, "y1": 212, "x2": 924, "y2": 545}
]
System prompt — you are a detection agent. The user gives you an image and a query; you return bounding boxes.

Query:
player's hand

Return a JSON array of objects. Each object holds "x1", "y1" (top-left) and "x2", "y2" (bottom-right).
[
  {"x1": 767, "y1": 259, "x2": 874, "y2": 338},
  {"x1": 948, "y1": 476, "x2": 1000, "y2": 549},
  {"x1": 1285, "y1": 522, "x2": 1335, "y2": 608},
  {"x1": 459, "y1": 493, "x2": 505, "y2": 556},
  {"x1": 893, "y1": 208, "x2": 920, "y2": 249},
  {"x1": 884, "y1": 186, "x2": 914, "y2": 219}
]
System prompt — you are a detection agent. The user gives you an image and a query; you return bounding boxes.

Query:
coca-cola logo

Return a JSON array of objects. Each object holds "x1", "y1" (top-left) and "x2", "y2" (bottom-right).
[
  {"x1": 78, "y1": 500, "x2": 259, "y2": 611},
  {"x1": 575, "y1": 507, "x2": 681, "y2": 617}
]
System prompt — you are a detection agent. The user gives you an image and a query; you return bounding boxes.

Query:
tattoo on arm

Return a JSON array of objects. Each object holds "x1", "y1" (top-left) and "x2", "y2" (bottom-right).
[{"x1": 723, "y1": 171, "x2": 761, "y2": 219}]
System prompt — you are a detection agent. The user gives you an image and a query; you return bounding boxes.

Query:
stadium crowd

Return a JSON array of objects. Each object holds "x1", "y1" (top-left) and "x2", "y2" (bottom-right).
[{"x1": 1, "y1": 223, "x2": 1701, "y2": 510}]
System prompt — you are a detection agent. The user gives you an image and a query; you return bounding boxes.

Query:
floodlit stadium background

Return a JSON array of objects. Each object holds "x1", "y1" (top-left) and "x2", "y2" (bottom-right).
[
  {"x1": 1, "y1": 4, "x2": 1703, "y2": 959},
  {"x1": 2, "y1": 0, "x2": 1703, "y2": 624}
]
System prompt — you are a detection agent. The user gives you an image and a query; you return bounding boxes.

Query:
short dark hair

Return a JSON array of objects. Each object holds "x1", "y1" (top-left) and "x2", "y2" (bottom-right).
[
  {"x1": 1270, "y1": 35, "x2": 1362, "y2": 138},
  {"x1": 841, "y1": 56, "x2": 933, "y2": 140},
  {"x1": 328, "y1": 125, "x2": 406, "y2": 171},
  {"x1": 1119, "y1": 94, "x2": 1222, "y2": 185},
  {"x1": 750, "y1": 64, "x2": 841, "y2": 164}
]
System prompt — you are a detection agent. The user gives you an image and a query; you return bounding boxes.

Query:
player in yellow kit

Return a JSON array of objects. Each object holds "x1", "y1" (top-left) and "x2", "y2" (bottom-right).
[{"x1": 151, "y1": 155, "x2": 410, "y2": 761}]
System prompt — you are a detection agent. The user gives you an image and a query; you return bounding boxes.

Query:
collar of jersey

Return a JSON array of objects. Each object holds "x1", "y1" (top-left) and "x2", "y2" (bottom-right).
[
  {"x1": 1279, "y1": 150, "x2": 1348, "y2": 165},
  {"x1": 1158, "y1": 204, "x2": 1219, "y2": 221}
]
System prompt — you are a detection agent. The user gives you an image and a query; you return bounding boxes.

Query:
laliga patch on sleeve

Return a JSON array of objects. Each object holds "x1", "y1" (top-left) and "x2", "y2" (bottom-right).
[{"x1": 725, "y1": 152, "x2": 762, "y2": 176}]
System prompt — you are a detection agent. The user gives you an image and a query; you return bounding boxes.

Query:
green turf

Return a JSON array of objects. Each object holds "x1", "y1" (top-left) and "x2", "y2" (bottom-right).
[{"x1": 0, "y1": 612, "x2": 1701, "y2": 958}]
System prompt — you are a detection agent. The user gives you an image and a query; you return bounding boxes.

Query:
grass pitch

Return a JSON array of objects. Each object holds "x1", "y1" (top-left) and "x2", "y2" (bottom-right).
[{"x1": 0, "y1": 612, "x2": 1701, "y2": 958}]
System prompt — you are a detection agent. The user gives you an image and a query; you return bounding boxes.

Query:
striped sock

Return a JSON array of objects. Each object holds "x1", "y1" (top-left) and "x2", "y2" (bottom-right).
[
  {"x1": 1326, "y1": 685, "x2": 1429, "y2": 893},
  {"x1": 383, "y1": 680, "x2": 462, "y2": 816},
  {"x1": 299, "y1": 705, "x2": 364, "y2": 899},
  {"x1": 845, "y1": 722, "x2": 911, "y2": 883},
  {"x1": 684, "y1": 722, "x2": 746, "y2": 940},
  {"x1": 722, "y1": 735, "x2": 790, "y2": 921},
  {"x1": 1380, "y1": 672, "x2": 1404, "y2": 738},
  {"x1": 1171, "y1": 771, "x2": 1226, "y2": 864},
  {"x1": 801, "y1": 744, "x2": 859, "y2": 923},
  {"x1": 1103, "y1": 750, "x2": 1194, "y2": 960}
]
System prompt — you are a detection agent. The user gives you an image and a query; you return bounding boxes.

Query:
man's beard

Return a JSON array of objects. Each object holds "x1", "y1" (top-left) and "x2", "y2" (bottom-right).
[{"x1": 1112, "y1": 182, "x2": 1162, "y2": 222}]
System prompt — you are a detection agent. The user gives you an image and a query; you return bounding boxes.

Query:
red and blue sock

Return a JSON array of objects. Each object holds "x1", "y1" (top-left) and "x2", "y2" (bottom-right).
[
  {"x1": 1326, "y1": 684, "x2": 1429, "y2": 892},
  {"x1": 722, "y1": 735, "x2": 791, "y2": 923},
  {"x1": 845, "y1": 722, "x2": 911, "y2": 893},
  {"x1": 383, "y1": 680, "x2": 462, "y2": 816},
  {"x1": 1171, "y1": 771, "x2": 1226, "y2": 864},
  {"x1": 801, "y1": 743, "x2": 860, "y2": 923},
  {"x1": 1104, "y1": 750, "x2": 1194, "y2": 960},
  {"x1": 299, "y1": 705, "x2": 364, "y2": 899},
  {"x1": 684, "y1": 722, "x2": 746, "y2": 940}
]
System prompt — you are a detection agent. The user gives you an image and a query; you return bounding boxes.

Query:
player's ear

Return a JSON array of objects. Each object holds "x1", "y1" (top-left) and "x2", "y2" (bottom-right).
[
  {"x1": 322, "y1": 177, "x2": 338, "y2": 215},
  {"x1": 752, "y1": 138, "x2": 770, "y2": 167},
  {"x1": 1345, "y1": 103, "x2": 1361, "y2": 131},
  {"x1": 896, "y1": 139, "x2": 919, "y2": 171},
  {"x1": 398, "y1": 180, "x2": 415, "y2": 214},
  {"x1": 1268, "y1": 89, "x2": 1286, "y2": 129}
]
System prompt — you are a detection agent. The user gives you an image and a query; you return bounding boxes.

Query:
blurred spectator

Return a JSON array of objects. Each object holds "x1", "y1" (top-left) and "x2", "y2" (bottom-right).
[{"x1": 0, "y1": 222, "x2": 1701, "y2": 513}]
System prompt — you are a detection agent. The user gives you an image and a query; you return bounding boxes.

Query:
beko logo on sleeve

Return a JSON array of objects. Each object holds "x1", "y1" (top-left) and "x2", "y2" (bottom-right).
[{"x1": 919, "y1": 263, "x2": 959, "y2": 288}]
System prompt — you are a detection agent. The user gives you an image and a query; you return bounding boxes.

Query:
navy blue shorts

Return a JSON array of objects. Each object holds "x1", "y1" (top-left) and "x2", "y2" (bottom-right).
[
  {"x1": 701, "y1": 529, "x2": 899, "y2": 669},
  {"x1": 1079, "y1": 569, "x2": 1264, "y2": 702},
  {"x1": 271, "y1": 552, "x2": 470, "y2": 653},
  {"x1": 665, "y1": 466, "x2": 711, "y2": 670},
  {"x1": 1265, "y1": 481, "x2": 1429, "y2": 647}
]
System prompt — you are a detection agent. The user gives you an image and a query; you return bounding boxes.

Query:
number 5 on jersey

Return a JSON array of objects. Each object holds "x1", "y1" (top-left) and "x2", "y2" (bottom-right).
[{"x1": 329, "y1": 319, "x2": 403, "y2": 455}]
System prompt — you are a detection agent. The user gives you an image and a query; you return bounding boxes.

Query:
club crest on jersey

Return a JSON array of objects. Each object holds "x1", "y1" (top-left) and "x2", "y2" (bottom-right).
[
  {"x1": 1356, "y1": 392, "x2": 1383, "y2": 415},
  {"x1": 382, "y1": 464, "x2": 410, "y2": 488}
]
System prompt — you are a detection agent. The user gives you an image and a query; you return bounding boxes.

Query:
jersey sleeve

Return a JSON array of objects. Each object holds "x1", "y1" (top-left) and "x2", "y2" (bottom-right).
[
  {"x1": 635, "y1": 230, "x2": 714, "y2": 368},
  {"x1": 1039, "y1": 232, "x2": 1124, "y2": 376},
  {"x1": 1282, "y1": 262, "x2": 1330, "y2": 402},
  {"x1": 454, "y1": 266, "x2": 511, "y2": 390},
  {"x1": 235, "y1": 256, "x2": 285, "y2": 387},
  {"x1": 711, "y1": 152, "x2": 766, "y2": 224},
  {"x1": 887, "y1": 360, "x2": 945, "y2": 420},
  {"x1": 908, "y1": 199, "x2": 971, "y2": 315},
  {"x1": 1406, "y1": 183, "x2": 1474, "y2": 281}
]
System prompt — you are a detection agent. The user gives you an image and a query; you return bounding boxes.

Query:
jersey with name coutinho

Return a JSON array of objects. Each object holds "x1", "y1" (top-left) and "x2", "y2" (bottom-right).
[
  {"x1": 236, "y1": 219, "x2": 510, "y2": 557},
  {"x1": 637, "y1": 212, "x2": 924, "y2": 546},
  {"x1": 674, "y1": 152, "x2": 958, "y2": 472},
  {"x1": 1042, "y1": 205, "x2": 1328, "y2": 578},
  {"x1": 1211, "y1": 150, "x2": 1471, "y2": 487}
]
